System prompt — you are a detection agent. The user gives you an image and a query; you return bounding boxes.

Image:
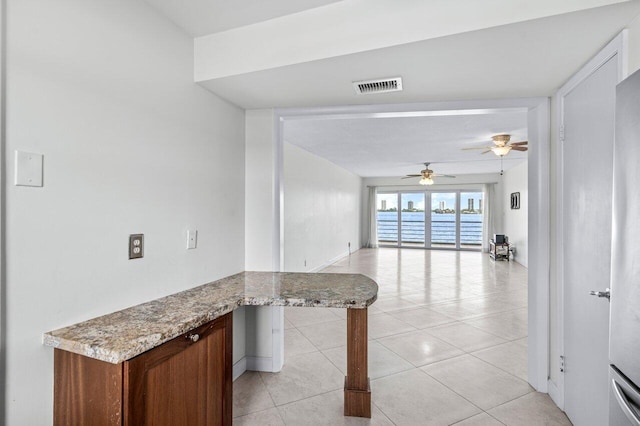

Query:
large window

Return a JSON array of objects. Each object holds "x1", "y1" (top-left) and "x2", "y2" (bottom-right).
[
  {"x1": 401, "y1": 193, "x2": 425, "y2": 246},
  {"x1": 377, "y1": 190, "x2": 483, "y2": 250},
  {"x1": 431, "y1": 192, "x2": 457, "y2": 248},
  {"x1": 377, "y1": 193, "x2": 398, "y2": 244},
  {"x1": 460, "y1": 192, "x2": 484, "y2": 248}
]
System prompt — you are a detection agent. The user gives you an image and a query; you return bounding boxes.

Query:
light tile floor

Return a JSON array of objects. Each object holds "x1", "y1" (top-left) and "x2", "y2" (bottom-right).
[{"x1": 233, "y1": 248, "x2": 572, "y2": 425}]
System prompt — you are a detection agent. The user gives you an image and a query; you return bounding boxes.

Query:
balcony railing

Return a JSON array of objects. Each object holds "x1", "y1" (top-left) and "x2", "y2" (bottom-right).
[{"x1": 378, "y1": 219, "x2": 483, "y2": 246}]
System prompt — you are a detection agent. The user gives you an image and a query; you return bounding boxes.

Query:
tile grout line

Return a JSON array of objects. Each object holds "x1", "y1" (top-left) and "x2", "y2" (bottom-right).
[
  {"x1": 468, "y1": 342, "x2": 530, "y2": 382},
  {"x1": 414, "y1": 367, "x2": 486, "y2": 418},
  {"x1": 241, "y1": 250, "x2": 533, "y2": 425}
]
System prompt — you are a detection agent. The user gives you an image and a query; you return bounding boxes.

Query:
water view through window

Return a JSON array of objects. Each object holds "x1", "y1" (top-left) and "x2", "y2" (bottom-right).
[
  {"x1": 401, "y1": 193, "x2": 425, "y2": 246},
  {"x1": 377, "y1": 191, "x2": 483, "y2": 250},
  {"x1": 377, "y1": 193, "x2": 399, "y2": 244}
]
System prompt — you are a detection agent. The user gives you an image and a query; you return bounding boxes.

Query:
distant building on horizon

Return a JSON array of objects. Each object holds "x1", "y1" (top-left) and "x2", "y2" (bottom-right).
[
  {"x1": 468, "y1": 199, "x2": 474, "y2": 211},
  {"x1": 408, "y1": 201, "x2": 414, "y2": 210},
  {"x1": 479, "y1": 199, "x2": 483, "y2": 211},
  {"x1": 439, "y1": 201, "x2": 446, "y2": 210},
  {"x1": 381, "y1": 200, "x2": 387, "y2": 210}
]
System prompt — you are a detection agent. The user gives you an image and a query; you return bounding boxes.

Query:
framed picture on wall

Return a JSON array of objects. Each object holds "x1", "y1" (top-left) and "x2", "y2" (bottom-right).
[{"x1": 510, "y1": 192, "x2": 520, "y2": 209}]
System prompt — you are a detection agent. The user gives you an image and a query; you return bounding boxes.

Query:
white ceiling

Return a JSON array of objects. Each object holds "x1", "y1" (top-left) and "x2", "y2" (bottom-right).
[
  {"x1": 198, "y1": 2, "x2": 640, "y2": 109},
  {"x1": 144, "y1": 0, "x2": 640, "y2": 178},
  {"x1": 284, "y1": 109, "x2": 528, "y2": 177},
  {"x1": 143, "y1": 0, "x2": 342, "y2": 36}
]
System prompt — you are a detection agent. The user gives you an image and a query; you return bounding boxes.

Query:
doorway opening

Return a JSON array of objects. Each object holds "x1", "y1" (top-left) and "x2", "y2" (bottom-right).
[{"x1": 276, "y1": 97, "x2": 550, "y2": 394}]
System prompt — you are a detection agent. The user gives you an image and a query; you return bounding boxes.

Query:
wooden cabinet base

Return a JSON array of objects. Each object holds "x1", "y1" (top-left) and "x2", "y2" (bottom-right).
[
  {"x1": 344, "y1": 377, "x2": 371, "y2": 418},
  {"x1": 54, "y1": 351, "x2": 123, "y2": 425},
  {"x1": 54, "y1": 313, "x2": 232, "y2": 426},
  {"x1": 53, "y1": 306, "x2": 373, "y2": 422}
]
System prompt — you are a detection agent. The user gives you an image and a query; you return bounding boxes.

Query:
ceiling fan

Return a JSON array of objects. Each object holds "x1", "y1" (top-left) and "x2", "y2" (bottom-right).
[
  {"x1": 402, "y1": 162, "x2": 455, "y2": 185},
  {"x1": 462, "y1": 134, "x2": 528, "y2": 157}
]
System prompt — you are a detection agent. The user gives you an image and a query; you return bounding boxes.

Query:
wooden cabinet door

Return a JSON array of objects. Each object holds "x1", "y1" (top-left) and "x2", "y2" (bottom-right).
[{"x1": 123, "y1": 313, "x2": 232, "y2": 426}]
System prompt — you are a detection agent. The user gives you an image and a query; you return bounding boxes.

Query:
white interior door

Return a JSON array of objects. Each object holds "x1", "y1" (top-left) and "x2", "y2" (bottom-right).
[{"x1": 562, "y1": 54, "x2": 618, "y2": 425}]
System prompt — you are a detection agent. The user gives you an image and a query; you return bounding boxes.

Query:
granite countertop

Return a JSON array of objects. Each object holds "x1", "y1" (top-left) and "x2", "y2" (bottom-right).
[{"x1": 43, "y1": 271, "x2": 378, "y2": 364}]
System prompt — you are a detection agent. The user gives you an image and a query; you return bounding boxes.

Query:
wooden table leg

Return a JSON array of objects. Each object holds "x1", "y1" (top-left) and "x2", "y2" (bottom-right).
[{"x1": 344, "y1": 307, "x2": 371, "y2": 418}]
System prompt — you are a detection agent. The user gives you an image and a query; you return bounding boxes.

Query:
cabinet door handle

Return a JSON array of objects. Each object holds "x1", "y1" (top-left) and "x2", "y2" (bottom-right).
[{"x1": 187, "y1": 333, "x2": 200, "y2": 343}]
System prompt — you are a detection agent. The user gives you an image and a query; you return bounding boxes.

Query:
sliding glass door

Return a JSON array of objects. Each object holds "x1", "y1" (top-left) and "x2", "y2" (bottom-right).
[
  {"x1": 430, "y1": 192, "x2": 457, "y2": 248},
  {"x1": 460, "y1": 192, "x2": 483, "y2": 249},
  {"x1": 377, "y1": 193, "x2": 398, "y2": 244},
  {"x1": 401, "y1": 193, "x2": 425, "y2": 246},
  {"x1": 377, "y1": 190, "x2": 482, "y2": 251}
]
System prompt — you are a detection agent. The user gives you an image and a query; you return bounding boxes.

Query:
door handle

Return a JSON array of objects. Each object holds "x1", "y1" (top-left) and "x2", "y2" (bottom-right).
[
  {"x1": 612, "y1": 378, "x2": 640, "y2": 426},
  {"x1": 589, "y1": 288, "x2": 610, "y2": 300}
]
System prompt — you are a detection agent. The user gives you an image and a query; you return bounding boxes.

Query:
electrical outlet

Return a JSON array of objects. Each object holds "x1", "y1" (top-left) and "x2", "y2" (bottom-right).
[{"x1": 129, "y1": 234, "x2": 144, "y2": 259}]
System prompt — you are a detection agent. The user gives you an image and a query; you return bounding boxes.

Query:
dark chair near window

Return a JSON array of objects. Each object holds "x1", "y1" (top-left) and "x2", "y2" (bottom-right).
[{"x1": 490, "y1": 235, "x2": 510, "y2": 261}]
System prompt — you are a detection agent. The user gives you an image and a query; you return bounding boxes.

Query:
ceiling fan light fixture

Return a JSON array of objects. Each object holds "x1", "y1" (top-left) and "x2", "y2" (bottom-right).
[
  {"x1": 419, "y1": 176, "x2": 434, "y2": 185},
  {"x1": 492, "y1": 145, "x2": 512, "y2": 156}
]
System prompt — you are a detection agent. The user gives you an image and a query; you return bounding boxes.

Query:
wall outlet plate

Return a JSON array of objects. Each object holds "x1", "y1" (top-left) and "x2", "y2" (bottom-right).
[
  {"x1": 187, "y1": 230, "x2": 197, "y2": 249},
  {"x1": 15, "y1": 151, "x2": 44, "y2": 187},
  {"x1": 129, "y1": 234, "x2": 144, "y2": 259}
]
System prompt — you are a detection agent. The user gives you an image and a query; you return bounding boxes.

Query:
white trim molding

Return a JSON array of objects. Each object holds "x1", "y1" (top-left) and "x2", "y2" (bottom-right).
[
  {"x1": 309, "y1": 250, "x2": 352, "y2": 273},
  {"x1": 527, "y1": 98, "x2": 551, "y2": 393},
  {"x1": 246, "y1": 356, "x2": 276, "y2": 372},
  {"x1": 232, "y1": 357, "x2": 247, "y2": 381},
  {"x1": 270, "y1": 306, "x2": 284, "y2": 372},
  {"x1": 233, "y1": 355, "x2": 281, "y2": 381},
  {"x1": 0, "y1": 0, "x2": 6, "y2": 419}
]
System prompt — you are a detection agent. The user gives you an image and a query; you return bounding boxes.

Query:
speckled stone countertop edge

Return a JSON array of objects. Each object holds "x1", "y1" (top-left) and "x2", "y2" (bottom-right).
[
  {"x1": 43, "y1": 305, "x2": 240, "y2": 364},
  {"x1": 242, "y1": 294, "x2": 377, "y2": 309},
  {"x1": 43, "y1": 272, "x2": 378, "y2": 364}
]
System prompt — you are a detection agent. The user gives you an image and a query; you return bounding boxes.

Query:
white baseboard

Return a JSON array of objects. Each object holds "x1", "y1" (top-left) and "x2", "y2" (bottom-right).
[
  {"x1": 233, "y1": 356, "x2": 279, "y2": 381},
  {"x1": 246, "y1": 356, "x2": 275, "y2": 372},
  {"x1": 232, "y1": 357, "x2": 247, "y2": 381},
  {"x1": 309, "y1": 249, "x2": 352, "y2": 272},
  {"x1": 514, "y1": 259, "x2": 528, "y2": 268},
  {"x1": 547, "y1": 379, "x2": 564, "y2": 410}
]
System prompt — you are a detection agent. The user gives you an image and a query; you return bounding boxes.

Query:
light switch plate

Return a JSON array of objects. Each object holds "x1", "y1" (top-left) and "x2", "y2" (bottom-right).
[
  {"x1": 15, "y1": 151, "x2": 43, "y2": 187},
  {"x1": 187, "y1": 230, "x2": 197, "y2": 249}
]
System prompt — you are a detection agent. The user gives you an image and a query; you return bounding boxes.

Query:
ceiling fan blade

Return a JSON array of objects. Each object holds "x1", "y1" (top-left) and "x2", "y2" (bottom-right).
[
  {"x1": 511, "y1": 146, "x2": 528, "y2": 151},
  {"x1": 462, "y1": 146, "x2": 492, "y2": 150},
  {"x1": 432, "y1": 173, "x2": 456, "y2": 178},
  {"x1": 401, "y1": 175, "x2": 421, "y2": 179},
  {"x1": 481, "y1": 150, "x2": 492, "y2": 154},
  {"x1": 510, "y1": 141, "x2": 528, "y2": 146}
]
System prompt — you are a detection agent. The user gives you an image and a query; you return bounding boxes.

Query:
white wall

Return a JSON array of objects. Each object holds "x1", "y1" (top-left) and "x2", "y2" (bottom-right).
[
  {"x1": 502, "y1": 161, "x2": 528, "y2": 266},
  {"x1": 245, "y1": 109, "x2": 277, "y2": 271},
  {"x1": 243, "y1": 109, "x2": 282, "y2": 368},
  {"x1": 4, "y1": 1, "x2": 245, "y2": 423},
  {"x1": 548, "y1": 92, "x2": 561, "y2": 391},
  {"x1": 194, "y1": 0, "x2": 628, "y2": 81},
  {"x1": 283, "y1": 143, "x2": 362, "y2": 272}
]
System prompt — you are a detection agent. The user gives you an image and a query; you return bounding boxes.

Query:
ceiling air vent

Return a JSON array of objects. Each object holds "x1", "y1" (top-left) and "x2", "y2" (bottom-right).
[{"x1": 353, "y1": 77, "x2": 403, "y2": 95}]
